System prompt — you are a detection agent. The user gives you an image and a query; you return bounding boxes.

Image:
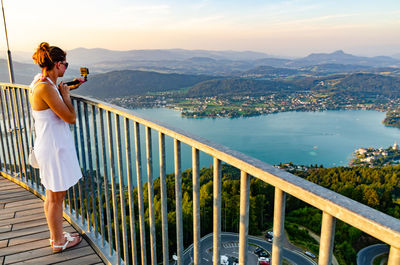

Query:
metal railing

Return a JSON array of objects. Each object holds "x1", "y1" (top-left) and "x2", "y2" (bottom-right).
[{"x1": 0, "y1": 82, "x2": 400, "y2": 265}]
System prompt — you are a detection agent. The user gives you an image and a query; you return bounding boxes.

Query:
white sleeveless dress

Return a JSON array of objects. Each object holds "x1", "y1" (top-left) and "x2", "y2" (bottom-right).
[{"x1": 30, "y1": 74, "x2": 82, "y2": 192}]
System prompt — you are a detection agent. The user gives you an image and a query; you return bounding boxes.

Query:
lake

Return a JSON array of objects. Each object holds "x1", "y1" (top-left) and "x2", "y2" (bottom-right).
[{"x1": 131, "y1": 108, "x2": 400, "y2": 168}]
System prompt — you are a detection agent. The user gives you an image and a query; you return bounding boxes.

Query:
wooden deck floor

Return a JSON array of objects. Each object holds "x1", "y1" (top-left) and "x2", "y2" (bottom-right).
[{"x1": 0, "y1": 176, "x2": 105, "y2": 265}]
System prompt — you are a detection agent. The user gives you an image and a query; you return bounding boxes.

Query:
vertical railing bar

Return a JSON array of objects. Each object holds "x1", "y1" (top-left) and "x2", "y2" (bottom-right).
[
  {"x1": 107, "y1": 111, "x2": 121, "y2": 264},
  {"x1": 9, "y1": 87, "x2": 25, "y2": 180},
  {"x1": 0, "y1": 88, "x2": 9, "y2": 172},
  {"x1": 18, "y1": 88, "x2": 33, "y2": 186},
  {"x1": 15, "y1": 87, "x2": 28, "y2": 183},
  {"x1": 4, "y1": 88, "x2": 17, "y2": 174},
  {"x1": 2, "y1": 88, "x2": 13, "y2": 174},
  {"x1": 174, "y1": 139, "x2": 184, "y2": 265},
  {"x1": 388, "y1": 246, "x2": 400, "y2": 265},
  {"x1": 239, "y1": 171, "x2": 250, "y2": 265},
  {"x1": 73, "y1": 101, "x2": 85, "y2": 226},
  {"x1": 77, "y1": 101, "x2": 90, "y2": 228},
  {"x1": 99, "y1": 109, "x2": 113, "y2": 255},
  {"x1": 319, "y1": 212, "x2": 336, "y2": 265},
  {"x1": 159, "y1": 132, "x2": 169, "y2": 265},
  {"x1": 71, "y1": 100, "x2": 81, "y2": 220},
  {"x1": 146, "y1": 126, "x2": 157, "y2": 265},
  {"x1": 212, "y1": 158, "x2": 221, "y2": 265},
  {"x1": 84, "y1": 103, "x2": 97, "y2": 235},
  {"x1": 134, "y1": 121, "x2": 147, "y2": 265},
  {"x1": 272, "y1": 188, "x2": 286, "y2": 265},
  {"x1": 124, "y1": 118, "x2": 138, "y2": 265},
  {"x1": 115, "y1": 114, "x2": 129, "y2": 264},
  {"x1": 192, "y1": 147, "x2": 200, "y2": 265},
  {"x1": 24, "y1": 89, "x2": 37, "y2": 187},
  {"x1": 92, "y1": 105, "x2": 105, "y2": 243}
]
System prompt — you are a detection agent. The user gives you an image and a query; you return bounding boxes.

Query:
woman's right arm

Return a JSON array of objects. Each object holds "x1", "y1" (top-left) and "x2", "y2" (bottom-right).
[{"x1": 37, "y1": 83, "x2": 76, "y2": 124}]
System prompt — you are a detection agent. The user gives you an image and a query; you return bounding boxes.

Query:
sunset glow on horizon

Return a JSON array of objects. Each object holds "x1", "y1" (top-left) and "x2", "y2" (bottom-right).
[{"x1": 1, "y1": 0, "x2": 399, "y2": 57}]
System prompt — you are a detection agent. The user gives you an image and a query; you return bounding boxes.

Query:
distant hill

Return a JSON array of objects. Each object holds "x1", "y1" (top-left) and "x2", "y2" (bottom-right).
[
  {"x1": 186, "y1": 73, "x2": 400, "y2": 97},
  {"x1": 186, "y1": 78, "x2": 299, "y2": 97},
  {"x1": 75, "y1": 70, "x2": 217, "y2": 99},
  {"x1": 0, "y1": 59, "x2": 39, "y2": 84},
  {"x1": 289, "y1": 50, "x2": 400, "y2": 68},
  {"x1": 67, "y1": 48, "x2": 272, "y2": 65}
]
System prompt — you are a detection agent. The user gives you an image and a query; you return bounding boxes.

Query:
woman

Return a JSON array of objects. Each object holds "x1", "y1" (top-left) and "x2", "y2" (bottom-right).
[{"x1": 29, "y1": 42, "x2": 84, "y2": 252}]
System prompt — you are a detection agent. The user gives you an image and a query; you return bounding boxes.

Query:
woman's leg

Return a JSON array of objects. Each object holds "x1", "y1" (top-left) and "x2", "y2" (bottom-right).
[
  {"x1": 45, "y1": 189, "x2": 81, "y2": 251},
  {"x1": 45, "y1": 190, "x2": 66, "y2": 245}
]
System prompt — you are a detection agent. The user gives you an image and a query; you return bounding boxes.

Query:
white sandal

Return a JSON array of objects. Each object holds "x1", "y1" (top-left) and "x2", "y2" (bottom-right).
[{"x1": 52, "y1": 232, "x2": 82, "y2": 253}]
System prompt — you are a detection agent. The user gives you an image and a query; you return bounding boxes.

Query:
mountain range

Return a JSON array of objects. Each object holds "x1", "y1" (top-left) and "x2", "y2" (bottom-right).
[{"x1": 1, "y1": 49, "x2": 399, "y2": 100}]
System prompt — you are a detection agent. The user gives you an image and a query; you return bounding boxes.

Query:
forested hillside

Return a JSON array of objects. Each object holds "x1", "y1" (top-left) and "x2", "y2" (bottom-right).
[
  {"x1": 130, "y1": 164, "x2": 400, "y2": 264},
  {"x1": 75, "y1": 70, "x2": 216, "y2": 98}
]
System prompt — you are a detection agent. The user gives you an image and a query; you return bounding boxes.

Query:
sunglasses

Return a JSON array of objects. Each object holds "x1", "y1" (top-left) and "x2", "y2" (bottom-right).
[{"x1": 61, "y1": 61, "x2": 69, "y2": 69}]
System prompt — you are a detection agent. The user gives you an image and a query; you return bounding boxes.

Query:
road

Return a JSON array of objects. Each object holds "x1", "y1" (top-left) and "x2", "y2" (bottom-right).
[
  {"x1": 357, "y1": 244, "x2": 389, "y2": 265},
  {"x1": 180, "y1": 232, "x2": 316, "y2": 265}
]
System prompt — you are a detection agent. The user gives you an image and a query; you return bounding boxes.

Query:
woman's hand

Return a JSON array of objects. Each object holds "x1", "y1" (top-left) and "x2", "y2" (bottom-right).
[
  {"x1": 58, "y1": 81, "x2": 70, "y2": 97},
  {"x1": 69, "y1": 78, "x2": 85, "y2": 90}
]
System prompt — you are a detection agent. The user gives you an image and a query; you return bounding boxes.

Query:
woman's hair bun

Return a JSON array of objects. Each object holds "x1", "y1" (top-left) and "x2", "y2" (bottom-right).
[
  {"x1": 32, "y1": 42, "x2": 66, "y2": 70},
  {"x1": 39, "y1": 42, "x2": 50, "y2": 51}
]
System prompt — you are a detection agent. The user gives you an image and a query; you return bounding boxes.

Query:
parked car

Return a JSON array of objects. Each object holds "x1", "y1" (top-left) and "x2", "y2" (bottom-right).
[
  {"x1": 265, "y1": 231, "x2": 274, "y2": 238},
  {"x1": 254, "y1": 247, "x2": 264, "y2": 255},
  {"x1": 266, "y1": 237, "x2": 273, "y2": 243},
  {"x1": 228, "y1": 256, "x2": 239, "y2": 265},
  {"x1": 258, "y1": 251, "x2": 269, "y2": 258},
  {"x1": 258, "y1": 257, "x2": 270, "y2": 265},
  {"x1": 304, "y1": 251, "x2": 316, "y2": 259}
]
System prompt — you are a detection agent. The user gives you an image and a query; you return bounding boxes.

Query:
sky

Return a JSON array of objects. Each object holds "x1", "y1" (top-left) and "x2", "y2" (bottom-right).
[{"x1": 1, "y1": 0, "x2": 399, "y2": 57}]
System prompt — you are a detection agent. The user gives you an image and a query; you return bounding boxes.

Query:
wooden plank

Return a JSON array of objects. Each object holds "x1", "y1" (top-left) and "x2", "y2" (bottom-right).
[
  {"x1": 12, "y1": 218, "x2": 48, "y2": 231},
  {"x1": 8, "y1": 224, "x2": 73, "y2": 247},
  {"x1": 0, "y1": 240, "x2": 8, "y2": 248},
  {"x1": 14, "y1": 207, "x2": 44, "y2": 217},
  {"x1": 4, "y1": 198, "x2": 41, "y2": 208},
  {"x1": 0, "y1": 225, "x2": 11, "y2": 233},
  {"x1": 5, "y1": 242, "x2": 90, "y2": 264},
  {"x1": 0, "y1": 238, "x2": 49, "y2": 257},
  {"x1": 0, "y1": 203, "x2": 42, "y2": 216},
  {"x1": 1, "y1": 194, "x2": 37, "y2": 204},
  {"x1": 0, "y1": 224, "x2": 50, "y2": 241},
  {"x1": 0, "y1": 212, "x2": 13, "y2": 221},
  {"x1": 0, "y1": 213, "x2": 45, "y2": 227},
  {"x1": 0, "y1": 190, "x2": 31, "y2": 199},
  {"x1": 54, "y1": 254, "x2": 103, "y2": 265}
]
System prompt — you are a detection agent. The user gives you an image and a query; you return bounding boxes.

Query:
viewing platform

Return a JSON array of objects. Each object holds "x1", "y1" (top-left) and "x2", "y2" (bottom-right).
[
  {"x1": 0, "y1": 175, "x2": 104, "y2": 265},
  {"x1": 0, "y1": 82, "x2": 399, "y2": 265}
]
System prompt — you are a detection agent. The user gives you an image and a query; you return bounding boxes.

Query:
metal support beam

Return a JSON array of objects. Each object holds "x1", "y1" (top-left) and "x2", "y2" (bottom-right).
[
  {"x1": 192, "y1": 148, "x2": 200, "y2": 265},
  {"x1": 319, "y1": 212, "x2": 336, "y2": 265},
  {"x1": 388, "y1": 246, "x2": 400, "y2": 265},
  {"x1": 213, "y1": 158, "x2": 221, "y2": 265},
  {"x1": 272, "y1": 188, "x2": 286, "y2": 265},
  {"x1": 239, "y1": 171, "x2": 250, "y2": 265}
]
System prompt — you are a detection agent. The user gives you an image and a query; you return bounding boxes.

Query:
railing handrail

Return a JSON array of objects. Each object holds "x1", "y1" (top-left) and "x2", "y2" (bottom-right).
[
  {"x1": 69, "y1": 94, "x2": 400, "y2": 249},
  {"x1": 1, "y1": 82, "x2": 400, "y2": 265}
]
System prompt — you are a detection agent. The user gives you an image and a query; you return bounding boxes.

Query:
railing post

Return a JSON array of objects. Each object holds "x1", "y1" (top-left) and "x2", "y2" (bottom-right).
[
  {"x1": 174, "y1": 139, "x2": 184, "y2": 265},
  {"x1": 388, "y1": 246, "x2": 400, "y2": 265},
  {"x1": 146, "y1": 127, "x2": 157, "y2": 265},
  {"x1": 115, "y1": 114, "x2": 129, "y2": 264},
  {"x1": 272, "y1": 187, "x2": 286, "y2": 265},
  {"x1": 319, "y1": 212, "x2": 336, "y2": 265},
  {"x1": 134, "y1": 121, "x2": 147, "y2": 265},
  {"x1": 106, "y1": 111, "x2": 121, "y2": 264},
  {"x1": 192, "y1": 148, "x2": 200, "y2": 265},
  {"x1": 159, "y1": 132, "x2": 169, "y2": 265},
  {"x1": 239, "y1": 171, "x2": 250, "y2": 265},
  {"x1": 124, "y1": 118, "x2": 138, "y2": 265},
  {"x1": 213, "y1": 158, "x2": 221, "y2": 265}
]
